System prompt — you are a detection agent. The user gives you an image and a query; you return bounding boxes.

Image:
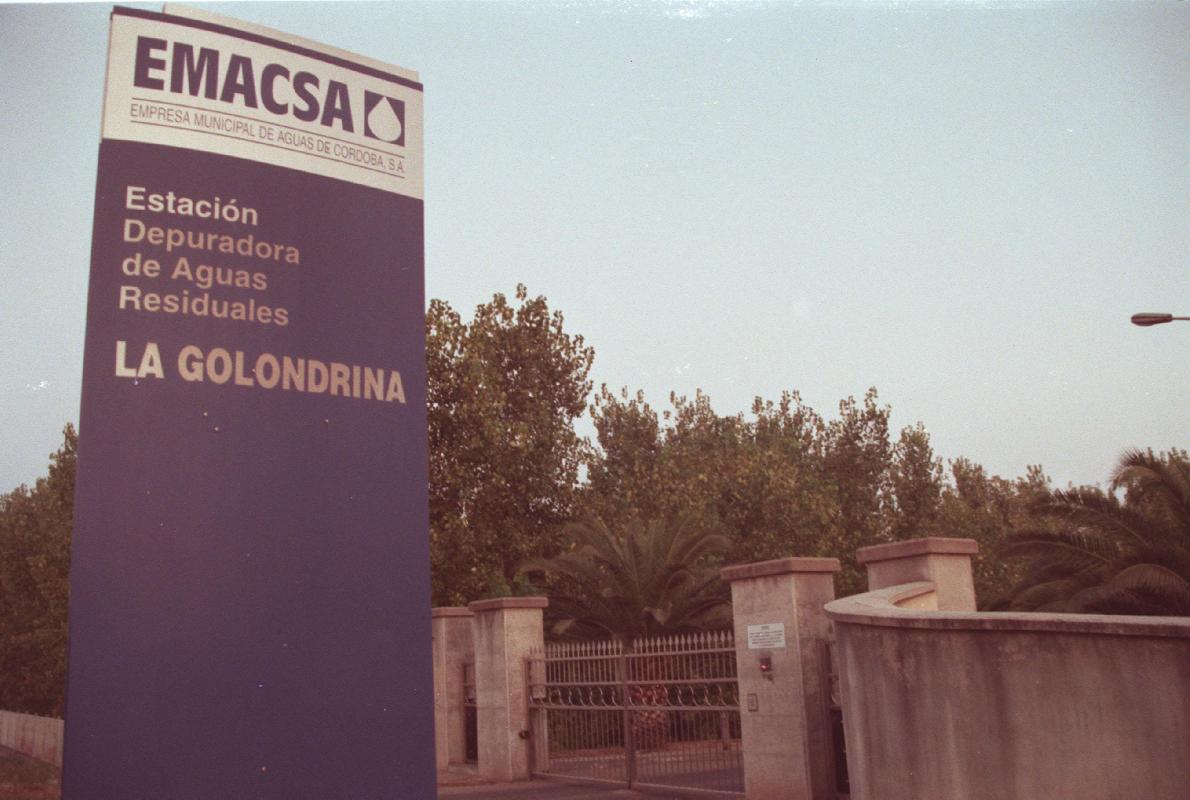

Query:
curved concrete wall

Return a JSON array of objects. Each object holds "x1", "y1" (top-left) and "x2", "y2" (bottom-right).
[
  {"x1": 826, "y1": 584, "x2": 1190, "y2": 800},
  {"x1": 0, "y1": 710, "x2": 64, "y2": 766}
]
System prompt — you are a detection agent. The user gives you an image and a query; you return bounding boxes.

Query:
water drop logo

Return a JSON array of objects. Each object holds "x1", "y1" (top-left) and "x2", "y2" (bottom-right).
[{"x1": 363, "y1": 91, "x2": 405, "y2": 146}]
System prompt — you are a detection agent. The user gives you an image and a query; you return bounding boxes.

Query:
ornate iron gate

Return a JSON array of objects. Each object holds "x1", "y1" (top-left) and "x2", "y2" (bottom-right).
[{"x1": 528, "y1": 631, "x2": 743, "y2": 798}]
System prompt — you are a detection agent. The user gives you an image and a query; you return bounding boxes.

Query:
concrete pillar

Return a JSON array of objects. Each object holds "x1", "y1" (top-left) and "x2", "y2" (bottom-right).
[
  {"x1": 467, "y1": 596, "x2": 547, "y2": 782},
  {"x1": 431, "y1": 606, "x2": 474, "y2": 770},
  {"x1": 721, "y1": 557, "x2": 841, "y2": 800},
  {"x1": 857, "y1": 537, "x2": 979, "y2": 611}
]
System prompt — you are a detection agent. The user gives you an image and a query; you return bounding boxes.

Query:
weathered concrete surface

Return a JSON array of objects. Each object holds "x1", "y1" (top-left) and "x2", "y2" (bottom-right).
[
  {"x1": 0, "y1": 710, "x2": 63, "y2": 766},
  {"x1": 827, "y1": 584, "x2": 1190, "y2": 800},
  {"x1": 721, "y1": 556, "x2": 841, "y2": 800},
  {"x1": 468, "y1": 597, "x2": 547, "y2": 783},
  {"x1": 432, "y1": 607, "x2": 475, "y2": 770},
  {"x1": 857, "y1": 537, "x2": 978, "y2": 611}
]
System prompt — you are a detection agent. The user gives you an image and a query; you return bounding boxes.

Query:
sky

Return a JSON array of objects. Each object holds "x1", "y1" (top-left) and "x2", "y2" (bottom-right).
[{"x1": 1, "y1": 0, "x2": 1187, "y2": 493}]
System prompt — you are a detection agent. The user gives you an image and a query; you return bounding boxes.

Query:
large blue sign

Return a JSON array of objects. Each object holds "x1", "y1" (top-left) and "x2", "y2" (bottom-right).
[{"x1": 65, "y1": 7, "x2": 434, "y2": 798}]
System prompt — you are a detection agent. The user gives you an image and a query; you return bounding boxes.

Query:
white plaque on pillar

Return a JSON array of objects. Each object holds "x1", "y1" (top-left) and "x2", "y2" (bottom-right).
[{"x1": 747, "y1": 622, "x2": 787, "y2": 649}]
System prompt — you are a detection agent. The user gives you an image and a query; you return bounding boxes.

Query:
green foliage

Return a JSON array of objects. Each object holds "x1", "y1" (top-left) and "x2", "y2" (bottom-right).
[
  {"x1": 427, "y1": 285, "x2": 594, "y2": 606},
  {"x1": 998, "y1": 449, "x2": 1190, "y2": 615},
  {"x1": 0, "y1": 426, "x2": 75, "y2": 715},
  {"x1": 889, "y1": 423, "x2": 944, "y2": 541},
  {"x1": 820, "y1": 389, "x2": 894, "y2": 591},
  {"x1": 9, "y1": 285, "x2": 1182, "y2": 726},
  {"x1": 584, "y1": 387, "x2": 835, "y2": 566},
  {"x1": 520, "y1": 516, "x2": 732, "y2": 640},
  {"x1": 582, "y1": 386, "x2": 955, "y2": 596},
  {"x1": 931, "y1": 458, "x2": 1046, "y2": 607}
]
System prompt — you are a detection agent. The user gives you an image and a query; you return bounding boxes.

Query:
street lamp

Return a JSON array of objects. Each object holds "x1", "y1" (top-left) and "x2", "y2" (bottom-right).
[{"x1": 1131, "y1": 312, "x2": 1190, "y2": 327}]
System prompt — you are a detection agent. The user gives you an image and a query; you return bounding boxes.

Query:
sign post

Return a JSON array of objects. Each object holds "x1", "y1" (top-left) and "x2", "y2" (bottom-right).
[{"x1": 64, "y1": 6, "x2": 434, "y2": 797}]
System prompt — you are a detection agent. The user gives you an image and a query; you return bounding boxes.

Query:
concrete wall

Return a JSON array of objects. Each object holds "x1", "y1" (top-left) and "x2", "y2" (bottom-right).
[
  {"x1": 826, "y1": 582, "x2": 1190, "y2": 800},
  {"x1": 468, "y1": 597, "x2": 546, "y2": 782},
  {"x1": 0, "y1": 710, "x2": 64, "y2": 766},
  {"x1": 856, "y1": 537, "x2": 978, "y2": 611},
  {"x1": 431, "y1": 606, "x2": 475, "y2": 769}
]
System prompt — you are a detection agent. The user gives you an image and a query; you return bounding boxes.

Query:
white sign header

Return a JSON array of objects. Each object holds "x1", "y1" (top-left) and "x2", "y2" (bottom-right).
[{"x1": 102, "y1": 6, "x2": 424, "y2": 198}]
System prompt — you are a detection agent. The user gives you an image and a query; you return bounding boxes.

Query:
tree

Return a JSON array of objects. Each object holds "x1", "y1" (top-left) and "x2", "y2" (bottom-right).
[
  {"x1": 520, "y1": 515, "x2": 732, "y2": 640},
  {"x1": 932, "y1": 458, "x2": 1037, "y2": 607},
  {"x1": 427, "y1": 285, "x2": 594, "y2": 606},
  {"x1": 582, "y1": 388, "x2": 841, "y2": 566},
  {"x1": 888, "y1": 423, "x2": 944, "y2": 541},
  {"x1": 998, "y1": 448, "x2": 1190, "y2": 616},
  {"x1": 582, "y1": 386, "x2": 666, "y2": 528},
  {"x1": 0, "y1": 425, "x2": 75, "y2": 715},
  {"x1": 582, "y1": 387, "x2": 944, "y2": 596}
]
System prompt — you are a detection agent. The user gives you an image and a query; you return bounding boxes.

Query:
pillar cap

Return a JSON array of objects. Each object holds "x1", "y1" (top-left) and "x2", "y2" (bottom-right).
[
  {"x1": 468, "y1": 596, "x2": 549, "y2": 612},
  {"x1": 431, "y1": 606, "x2": 475, "y2": 618},
  {"x1": 857, "y1": 537, "x2": 978, "y2": 565},
  {"x1": 721, "y1": 557, "x2": 841, "y2": 582}
]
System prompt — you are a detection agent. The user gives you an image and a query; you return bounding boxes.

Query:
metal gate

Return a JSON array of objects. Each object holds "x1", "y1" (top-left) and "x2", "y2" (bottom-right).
[
  {"x1": 527, "y1": 631, "x2": 743, "y2": 798},
  {"x1": 462, "y1": 661, "x2": 478, "y2": 763}
]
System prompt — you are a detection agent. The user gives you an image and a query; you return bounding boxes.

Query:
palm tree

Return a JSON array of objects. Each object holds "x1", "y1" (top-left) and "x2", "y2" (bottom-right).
[
  {"x1": 519, "y1": 514, "x2": 732, "y2": 640},
  {"x1": 521, "y1": 515, "x2": 733, "y2": 752},
  {"x1": 998, "y1": 448, "x2": 1190, "y2": 616}
]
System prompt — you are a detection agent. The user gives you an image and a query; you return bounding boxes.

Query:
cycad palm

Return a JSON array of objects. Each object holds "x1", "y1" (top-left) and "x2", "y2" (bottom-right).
[
  {"x1": 999, "y1": 449, "x2": 1190, "y2": 615},
  {"x1": 520, "y1": 515, "x2": 732, "y2": 640}
]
